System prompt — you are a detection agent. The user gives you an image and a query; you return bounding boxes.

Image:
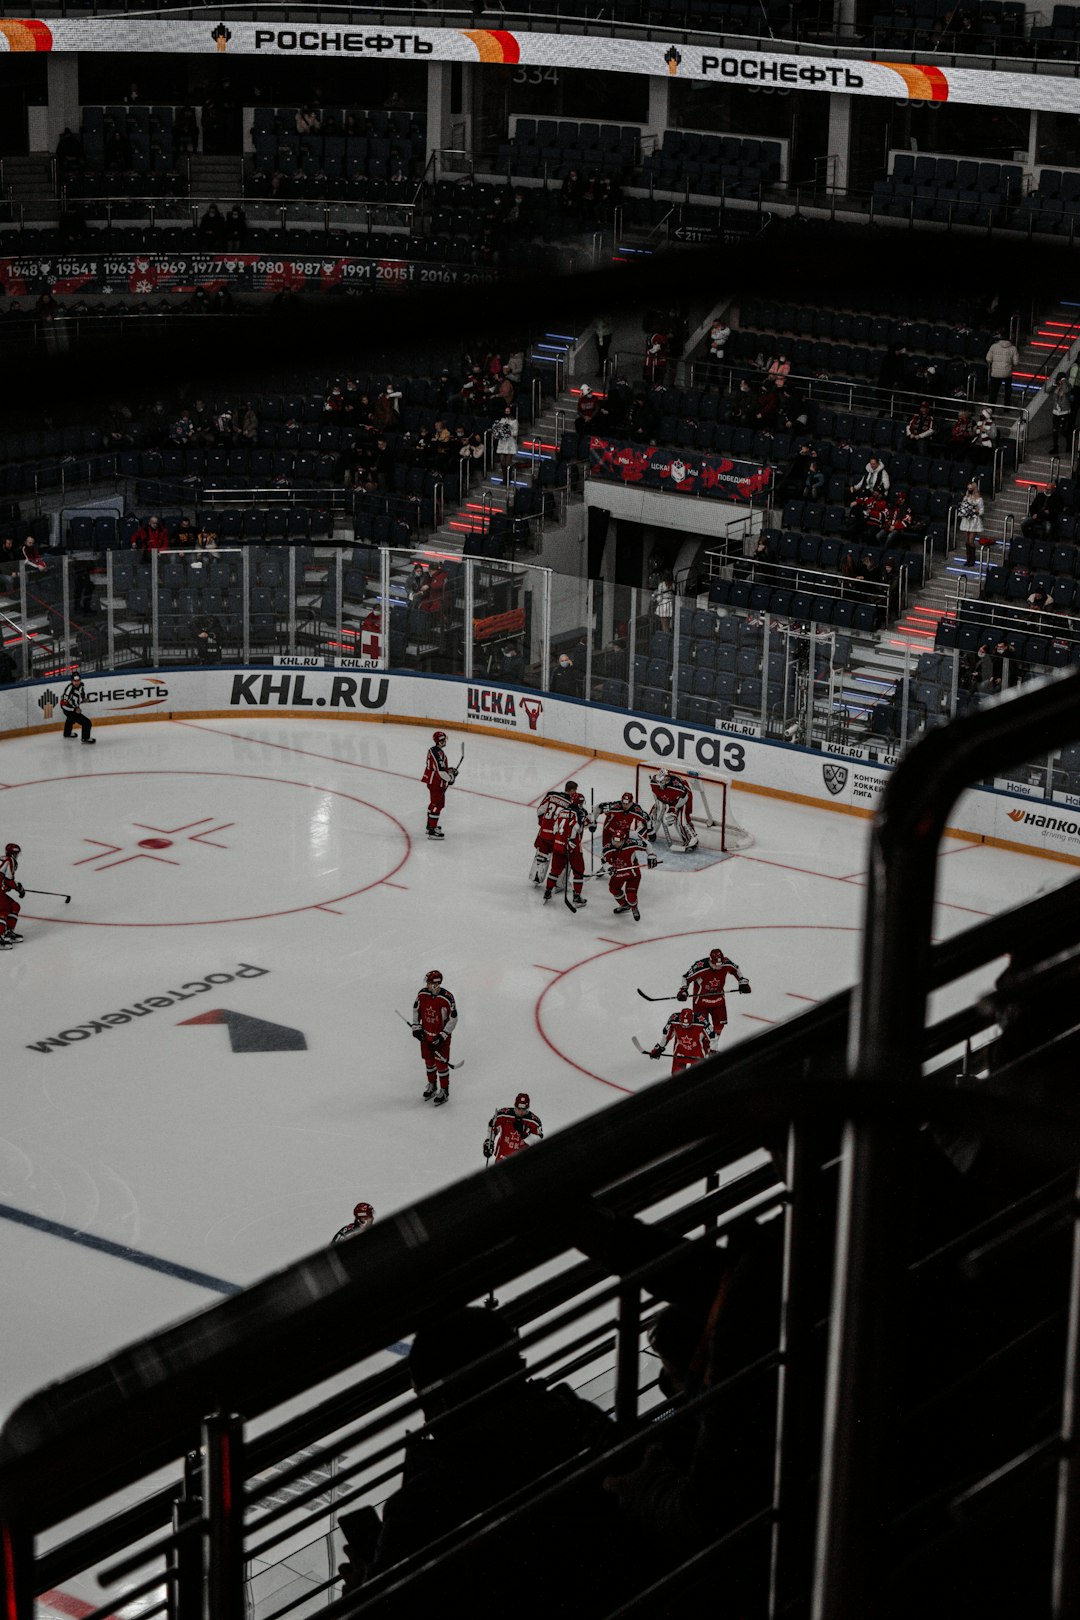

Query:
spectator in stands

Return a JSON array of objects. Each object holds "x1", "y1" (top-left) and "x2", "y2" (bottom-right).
[
  {"x1": 644, "y1": 328, "x2": 670, "y2": 386},
  {"x1": 1022, "y1": 482, "x2": 1062, "y2": 541},
  {"x1": 215, "y1": 406, "x2": 237, "y2": 443},
  {"x1": 851, "y1": 455, "x2": 891, "y2": 498},
  {"x1": 976, "y1": 634, "x2": 1016, "y2": 693},
  {"x1": 325, "y1": 385, "x2": 345, "y2": 414},
  {"x1": 373, "y1": 383, "x2": 402, "y2": 431},
  {"x1": 197, "y1": 206, "x2": 227, "y2": 249},
  {"x1": 196, "y1": 523, "x2": 218, "y2": 551},
  {"x1": 799, "y1": 450, "x2": 825, "y2": 501},
  {"x1": 753, "y1": 532, "x2": 776, "y2": 564},
  {"x1": 1027, "y1": 581, "x2": 1055, "y2": 611},
  {"x1": 175, "y1": 516, "x2": 197, "y2": 549},
  {"x1": 295, "y1": 106, "x2": 321, "y2": 135},
  {"x1": 21, "y1": 536, "x2": 46, "y2": 573},
  {"x1": 185, "y1": 399, "x2": 213, "y2": 445},
  {"x1": 575, "y1": 385, "x2": 601, "y2": 437},
  {"x1": 1050, "y1": 374, "x2": 1073, "y2": 457},
  {"x1": 103, "y1": 401, "x2": 134, "y2": 448},
  {"x1": 506, "y1": 347, "x2": 525, "y2": 385},
  {"x1": 225, "y1": 204, "x2": 247, "y2": 248},
  {"x1": 495, "y1": 369, "x2": 516, "y2": 408},
  {"x1": 971, "y1": 408, "x2": 996, "y2": 468},
  {"x1": 131, "y1": 515, "x2": 170, "y2": 560},
  {"x1": 732, "y1": 378, "x2": 758, "y2": 425},
  {"x1": 904, "y1": 401, "x2": 935, "y2": 446},
  {"x1": 986, "y1": 332, "x2": 1020, "y2": 406},
  {"x1": 879, "y1": 489, "x2": 917, "y2": 547},
  {"x1": 173, "y1": 105, "x2": 199, "y2": 153},
  {"x1": 652, "y1": 574, "x2": 675, "y2": 626},
  {"x1": 104, "y1": 127, "x2": 131, "y2": 169},
  {"x1": 706, "y1": 317, "x2": 731, "y2": 385},
  {"x1": 170, "y1": 410, "x2": 194, "y2": 446},
  {"x1": 880, "y1": 555, "x2": 901, "y2": 621},
  {"x1": 35, "y1": 292, "x2": 59, "y2": 324},
  {"x1": 492, "y1": 405, "x2": 519, "y2": 483},
  {"x1": 55, "y1": 127, "x2": 84, "y2": 174},
  {"x1": 193, "y1": 617, "x2": 222, "y2": 663},
  {"x1": 561, "y1": 168, "x2": 583, "y2": 214},
  {"x1": 766, "y1": 352, "x2": 791, "y2": 383},
  {"x1": 958, "y1": 480, "x2": 985, "y2": 568},
  {"x1": 550, "y1": 650, "x2": 581, "y2": 697},
  {"x1": 948, "y1": 409, "x2": 976, "y2": 461},
  {"x1": 240, "y1": 402, "x2": 258, "y2": 442},
  {"x1": 595, "y1": 314, "x2": 613, "y2": 374},
  {"x1": 0, "y1": 534, "x2": 19, "y2": 591}
]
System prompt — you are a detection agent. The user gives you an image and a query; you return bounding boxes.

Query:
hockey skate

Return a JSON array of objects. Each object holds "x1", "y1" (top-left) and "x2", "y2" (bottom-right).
[
  {"x1": 631, "y1": 907, "x2": 640, "y2": 921},
  {"x1": 613, "y1": 903, "x2": 630, "y2": 915},
  {"x1": 423, "y1": 1082, "x2": 438, "y2": 1100},
  {"x1": 5, "y1": 931, "x2": 23, "y2": 943},
  {"x1": 542, "y1": 888, "x2": 552, "y2": 902},
  {"x1": 573, "y1": 893, "x2": 586, "y2": 906},
  {"x1": 0, "y1": 936, "x2": 12, "y2": 950},
  {"x1": 426, "y1": 826, "x2": 444, "y2": 839},
  {"x1": 432, "y1": 1088, "x2": 449, "y2": 1106}
]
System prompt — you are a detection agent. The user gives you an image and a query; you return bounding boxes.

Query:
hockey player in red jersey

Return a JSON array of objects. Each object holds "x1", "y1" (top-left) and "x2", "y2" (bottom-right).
[
  {"x1": 601, "y1": 830, "x2": 656, "y2": 921},
  {"x1": 595, "y1": 791, "x2": 650, "y2": 853},
  {"x1": 650, "y1": 1007, "x2": 713, "y2": 1074},
  {"x1": 648, "y1": 771, "x2": 698, "y2": 850},
  {"x1": 530, "y1": 778, "x2": 578, "y2": 884},
  {"x1": 0, "y1": 842, "x2": 24, "y2": 948},
  {"x1": 678, "y1": 946, "x2": 751, "y2": 1044},
  {"x1": 331, "y1": 1201, "x2": 375, "y2": 1243},
  {"x1": 411, "y1": 968, "x2": 458, "y2": 1104},
  {"x1": 483, "y1": 1092, "x2": 543, "y2": 1162},
  {"x1": 542, "y1": 792, "x2": 593, "y2": 908},
  {"x1": 422, "y1": 731, "x2": 457, "y2": 840}
]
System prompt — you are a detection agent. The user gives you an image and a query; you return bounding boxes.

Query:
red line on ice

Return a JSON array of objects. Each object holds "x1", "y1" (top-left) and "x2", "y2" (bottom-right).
[
  {"x1": 41, "y1": 1592, "x2": 112, "y2": 1620},
  {"x1": 741, "y1": 853, "x2": 989, "y2": 916},
  {"x1": 173, "y1": 719, "x2": 533, "y2": 808},
  {"x1": 2, "y1": 769, "x2": 411, "y2": 926},
  {"x1": 527, "y1": 756, "x2": 599, "y2": 808},
  {"x1": 534, "y1": 924, "x2": 858, "y2": 1093}
]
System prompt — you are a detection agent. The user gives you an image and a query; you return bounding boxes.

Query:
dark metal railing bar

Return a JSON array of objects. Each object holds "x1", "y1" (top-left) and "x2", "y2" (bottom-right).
[
  {"x1": 247, "y1": 1177, "x2": 785, "y2": 1541},
  {"x1": 815, "y1": 665, "x2": 1080, "y2": 1620},
  {"x1": 334, "y1": 1348, "x2": 782, "y2": 1616}
]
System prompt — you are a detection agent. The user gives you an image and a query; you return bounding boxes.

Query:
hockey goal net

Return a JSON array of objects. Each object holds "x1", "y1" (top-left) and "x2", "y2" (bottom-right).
[{"x1": 633, "y1": 763, "x2": 754, "y2": 853}]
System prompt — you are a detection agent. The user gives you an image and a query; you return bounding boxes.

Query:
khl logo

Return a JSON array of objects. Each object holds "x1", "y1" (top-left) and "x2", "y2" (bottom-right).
[{"x1": 822, "y1": 764, "x2": 848, "y2": 797}]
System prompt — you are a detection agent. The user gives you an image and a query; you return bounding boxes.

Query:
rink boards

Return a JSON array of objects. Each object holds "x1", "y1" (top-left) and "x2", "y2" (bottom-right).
[{"x1": 1, "y1": 666, "x2": 1077, "y2": 866}]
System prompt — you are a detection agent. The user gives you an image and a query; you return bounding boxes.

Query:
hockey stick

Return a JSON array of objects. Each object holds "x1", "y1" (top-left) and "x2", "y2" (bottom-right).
[
  {"x1": 393, "y1": 1009, "x2": 465, "y2": 1068},
  {"x1": 631, "y1": 1035, "x2": 661, "y2": 1056},
  {"x1": 563, "y1": 864, "x2": 577, "y2": 913},
  {"x1": 636, "y1": 989, "x2": 681, "y2": 1002},
  {"x1": 22, "y1": 888, "x2": 71, "y2": 904}
]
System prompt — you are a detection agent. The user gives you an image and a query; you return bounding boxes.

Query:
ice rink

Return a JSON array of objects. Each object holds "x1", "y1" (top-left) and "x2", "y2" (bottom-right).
[{"x1": 0, "y1": 713, "x2": 1065, "y2": 1424}]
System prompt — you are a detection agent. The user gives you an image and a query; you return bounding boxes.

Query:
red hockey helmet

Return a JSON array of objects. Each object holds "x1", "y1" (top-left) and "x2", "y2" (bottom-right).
[
  {"x1": 5, "y1": 843, "x2": 19, "y2": 857},
  {"x1": 515, "y1": 1092, "x2": 530, "y2": 1109},
  {"x1": 353, "y1": 1202, "x2": 375, "y2": 1225},
  {"x1": 709, "y1": 948, "x2": 726, "y2": 965},
  {"x1": 680, "y1": 1008, "x2": 695, "y2": 1025},
  {"x1": 432, "y1": 731, "x2": 447, "y2": 745},
  {"x1": 610, "y1": 831, "x2": 625, "y2": 846},
  {"x1": 620, "y1": 792, "x2": 634, "y2": 806},
  {"x1": 425, "y1": 968, "x2": 443, "y2": 985}
]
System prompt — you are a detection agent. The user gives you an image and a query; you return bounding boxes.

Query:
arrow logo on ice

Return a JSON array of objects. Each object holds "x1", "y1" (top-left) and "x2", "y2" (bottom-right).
[{"x1": 177, "y1": 1008, "x2": 308, "y2": 1053}]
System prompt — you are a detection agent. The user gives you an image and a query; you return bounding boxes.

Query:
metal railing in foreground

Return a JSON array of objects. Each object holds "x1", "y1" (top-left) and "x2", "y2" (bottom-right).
[{"x1": 3, "y1": 829, "x2": 1080, "y2": 1616}]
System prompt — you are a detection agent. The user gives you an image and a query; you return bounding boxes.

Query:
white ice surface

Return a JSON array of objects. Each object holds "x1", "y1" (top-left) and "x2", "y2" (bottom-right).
[{"x1": 0, "y1": 715, "x2": 1065, "y2": 1427}]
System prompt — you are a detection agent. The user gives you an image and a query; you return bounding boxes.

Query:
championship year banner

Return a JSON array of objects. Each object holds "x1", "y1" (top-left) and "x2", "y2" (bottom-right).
[
  {"x1": 2, "y1": 19, "x2": 1080, "y2": 113},
  {"x1": 0, "y1": 251, "x2": 496, "y2": 299},
  {"x1": 588, "y1": 436, "x2": 772, "y2": 504}
]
